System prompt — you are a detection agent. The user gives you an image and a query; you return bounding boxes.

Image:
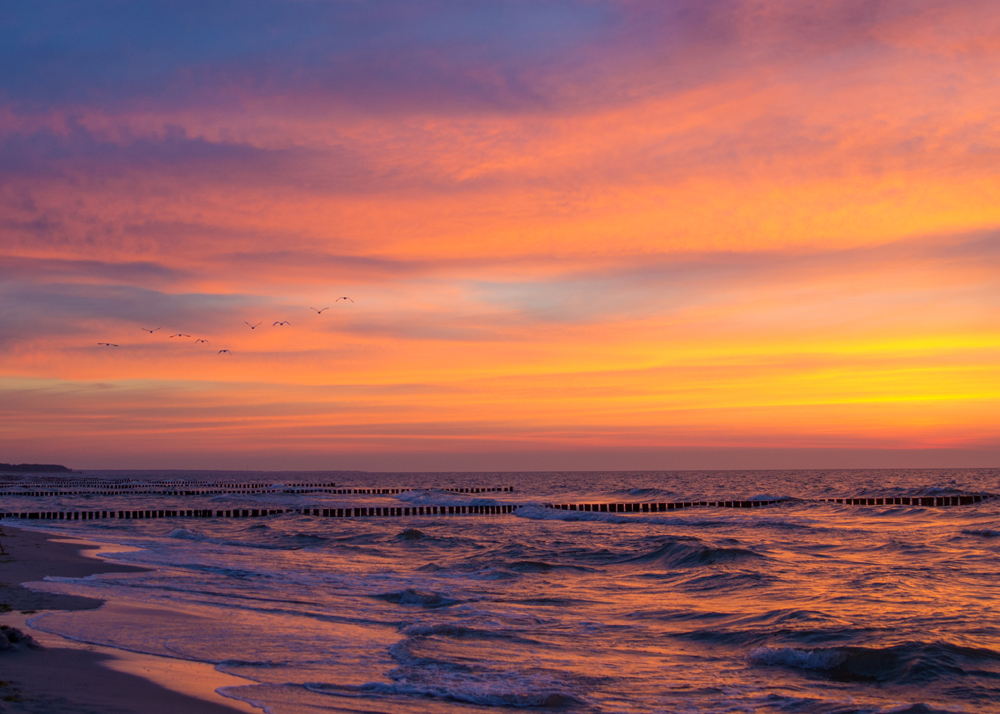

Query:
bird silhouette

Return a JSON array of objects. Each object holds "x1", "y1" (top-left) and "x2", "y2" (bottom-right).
[
  {"x1": 97, "y1": 342, "x2": 119, "y2": 347},
  {"x1": 218, "y1": 349, "x2": 232, "y2": 355},
  {"x1": 245, "y1": 322, "x2": 261, "y2": 329},
  {"x1": 310, "y1": 307, "x2": 329, "y2": 314},
  {"x1": 169, "y1": 333, "x2": 191, "y2": 338},
  {"x1": 335, "y1": 296, "x2": 354, "y2": 303},
  {"x1": 141, "y1": 327, "x2": 161, "y2": 333},
  {"x1": 195, "y1": 339, "x2": 209, "y2": 344},
  {"x1": 273, "y1": 321, "x2": 291, "y2": 326}
]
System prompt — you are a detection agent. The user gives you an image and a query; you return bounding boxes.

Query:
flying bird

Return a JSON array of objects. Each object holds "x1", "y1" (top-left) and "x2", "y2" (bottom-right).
[
  {"x1": 218, "y1": 349, "x2": 232, "y2": 355},
  {"x1": 195, "y1": 339, "x2": 209, "y2": 344},
  {"x1": 140, "y1": 327, "x2": 161, "y2": 333},
  {"x1": 335, "y1": 296, "x2": 354, "y2": 303},
  {"x1": 245, "y1": 322, "x2": 261, "y2": 329},
  {"x1": 169, "y1": 333, "x2": 191, "y2": 338},
  {"x1": 97, "y1": 342, "x2": 118, "y2": 347},
  {"x1": 273, "y1": 321, "x2": 291, "y2": 326},
  {"x1": 310, "y1": 307, "x2": 329, "y2": 314}
]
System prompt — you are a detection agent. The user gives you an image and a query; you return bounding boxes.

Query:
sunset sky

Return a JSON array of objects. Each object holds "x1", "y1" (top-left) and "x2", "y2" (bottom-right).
[{"x1": 1, "y1": 0, "x2": 998, "y2": 470}]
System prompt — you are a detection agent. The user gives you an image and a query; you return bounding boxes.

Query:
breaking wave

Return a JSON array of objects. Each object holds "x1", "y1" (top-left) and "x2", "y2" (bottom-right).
[{"x1": 750, "y1": 642, "x2": 1000, "y2": 683}]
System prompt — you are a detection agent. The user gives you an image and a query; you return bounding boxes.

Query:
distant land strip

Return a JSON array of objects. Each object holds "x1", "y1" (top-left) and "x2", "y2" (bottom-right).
[{"x1": 0, "y1": 463, "x2": 72, "y2": 473}]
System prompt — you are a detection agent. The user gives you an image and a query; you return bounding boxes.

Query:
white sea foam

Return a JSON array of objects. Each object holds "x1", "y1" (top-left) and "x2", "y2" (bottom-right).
[
  {"x1": 962, "y1": 528, "x2": 1000, "y2": 537},
  {"x1": 395, "y1": 489, "x2": 501, "y2": 506},
  {"x1": 748, "y1": 646, "x2": 846, "y2": 670},
  {"x1": 512, "y1": 504, "x2": 813, "y2": 530},
  {"x1": 309, "y1": 679, "x2": 580, "y2": 708},
  {"x1": 168, "y1": 527, "x2": 203, "y2": 539}
]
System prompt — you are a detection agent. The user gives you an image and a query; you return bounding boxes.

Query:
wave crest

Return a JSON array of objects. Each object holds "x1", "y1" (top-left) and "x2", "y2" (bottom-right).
[
  {"x1": 750, "y1": 642, "x2": 1000, "y2": 683},
  {"x1": 374, "y1": 588, "x2": 458, "y2": 608},
  {"x1": 621, "y1": 540, "x2": 763, "y2": 568}
]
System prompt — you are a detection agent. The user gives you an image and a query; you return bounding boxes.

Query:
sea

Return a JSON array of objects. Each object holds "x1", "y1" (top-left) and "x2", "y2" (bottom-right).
[{"x1": 4, "y1": 468, "x2": 1000, "y2": 714}]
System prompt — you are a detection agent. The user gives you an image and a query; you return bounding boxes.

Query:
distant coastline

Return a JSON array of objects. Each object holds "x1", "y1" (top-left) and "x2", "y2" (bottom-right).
[{"x1": 0, "y1": 463, "x2": 73, "y2": 473}]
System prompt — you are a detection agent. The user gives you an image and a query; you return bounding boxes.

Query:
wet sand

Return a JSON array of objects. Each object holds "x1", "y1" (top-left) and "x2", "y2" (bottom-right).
[
  {"x1": 0, "y1": 526, "x2": 149, "y2": 611},
  {"x1": 0, "y1": 524, "x2": 256, "y2": 713}
]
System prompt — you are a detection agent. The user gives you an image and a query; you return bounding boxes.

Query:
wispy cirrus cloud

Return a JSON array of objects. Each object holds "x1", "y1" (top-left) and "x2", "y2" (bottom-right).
[{"x1": 5, "y1": 1, "x2": 995, "y2": 115}]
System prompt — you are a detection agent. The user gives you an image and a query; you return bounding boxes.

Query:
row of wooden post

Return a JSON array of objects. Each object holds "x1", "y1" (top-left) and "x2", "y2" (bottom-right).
[
  {"x1": 295, "y1": 504, "x2": 518, "y2": 517},
  {"x1": 0, "y1": 486, "x2": 514, "y2": 498},
  {"x1": 546, "y1": 501, "x2": 779, "y2": 512},
  {"x1": 546, "y1": 495, "x2": 988, "y2": 512},
  {"x1": 821, "y1": 495, "x2": 983, "y2": 506},
  {"x1": 0, "y1": 494, "x2": 989, "y2": 522},
  {"x1": 0, "y1": 487, "x2": 362, "y2": 497},
  {"x1": 0, "y1": 504, "x2": 521, "y2": 521}
]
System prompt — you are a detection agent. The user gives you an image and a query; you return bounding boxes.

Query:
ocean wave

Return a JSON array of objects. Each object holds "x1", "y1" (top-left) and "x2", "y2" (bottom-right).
[
  {"x1": 395, "y1": 489, "x2": 501, "y2": 507},
  {"x1": 514, "y1": 505, "x2": 636, "y2": 523},
  {"x1": 506, "y1": 597, "x2": 595, "y2": 607},
  {"x1": 962, "y1": 529, "x2": 1000, "y2": 538},
  {"x1": 749, "y1": 645, "x2": 847, "y2": 670},
  {"x1": 505, "y1": 560, "x2": 596, "y2": 573},
  {"x1": 855, "y1": 486, "x2": 994, "y2": 501},
  {"x1": 308, "y1": 681, "x2": 580, "y2": 708},
  {"x1": 408, "y1": 561, "x2": 595, "y2": 581},
  {"x1": 406, "y1": 562, "x2": 521, "y2": 581},
  {"x1": 740, "y1": 609, "x2": 840, "y2": 627},
  {"x1": 742, "y1": 517, "x2": 824, "y2": 531},
  {"x1": 615, "y1": 487, "x2": 673, "y2": 497},
  {"x1": 747, "y1": 494, "x2": 795, "y2": 503},
  {"x1": 400, "y1": 623, "x2": 538, "y2": 644},
  {"x1": 218, "y1": 658, "x2": 289, "y2": 668},
  {"x1": 165, "y1": 527, "x2": 329, "y2": 551},
  {"x1": 624, "y1": 607, "x2": 730, "y2": 622},
  {"x1": 749, "y1": 642, "x2": 1000, "y2": 683},
  {"x1": 374, "y1": 588, "x2": 458, "y2": 608},
  {"x1": 389, "y1": 529, "x2": 483, "y2": 550},
  {"x1": 506, "y1": 560, "x2": 557, "y2": 573},
  {"x1": 677, "y1": 618, "x2": 864, "y2": 647},
  {"x1": 167, "y1": 527, "x2": 202, "y2": 540},
  {"x1": 651, "y1": 570, "x2": 778, "y2": 593},
  {"x1": 911, "y1": 486, "x2": 977, "y2": 497},
  {"x1": 513, "y1": 505, "x2": 809, "y2": 532},
  {"x1": 618, "y1": 539, "x2": 763, "y2": 568}
]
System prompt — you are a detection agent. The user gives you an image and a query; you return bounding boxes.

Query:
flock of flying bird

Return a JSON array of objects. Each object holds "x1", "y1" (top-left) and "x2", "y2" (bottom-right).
[{"x1": 96, "y1": 298, "x2": 354, "y2": 353}]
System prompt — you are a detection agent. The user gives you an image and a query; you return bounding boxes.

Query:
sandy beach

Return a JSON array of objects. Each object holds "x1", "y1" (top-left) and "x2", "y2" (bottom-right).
[{"x1": 0, "y1": 524, "x2": 256, "y2": 714}]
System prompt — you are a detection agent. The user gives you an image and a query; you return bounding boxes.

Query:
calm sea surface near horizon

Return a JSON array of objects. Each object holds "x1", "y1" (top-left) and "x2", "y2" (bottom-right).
[{"x1": 5, "y1": 468, "x2": 1000, "y2": 714}]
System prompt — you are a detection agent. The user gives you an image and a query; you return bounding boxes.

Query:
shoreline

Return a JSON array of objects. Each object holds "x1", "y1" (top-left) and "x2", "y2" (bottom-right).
[{"x1": 0, "y1": 524, "x2": 260, "y2": 713}]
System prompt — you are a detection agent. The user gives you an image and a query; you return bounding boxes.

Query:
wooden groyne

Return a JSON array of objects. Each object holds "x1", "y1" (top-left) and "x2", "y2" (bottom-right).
[
  {"x1": 0, "y1": 484, "x2": 514, "y2": 498},
  {"x1": 0, "y1": 504, "x2": 521, "y2": 521},
  {"x1": 819, "y1": 495, "x2": 985, "y2": 506},
  {"x1": 545, "y1": 495, "x2": 988, "y2": 511},
  {"x1": 0, "y1": 494, "x2": 989, "y2": 522},
  {"x1": 546, "y1": 501, "x2": 778, "y2": 512}
]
